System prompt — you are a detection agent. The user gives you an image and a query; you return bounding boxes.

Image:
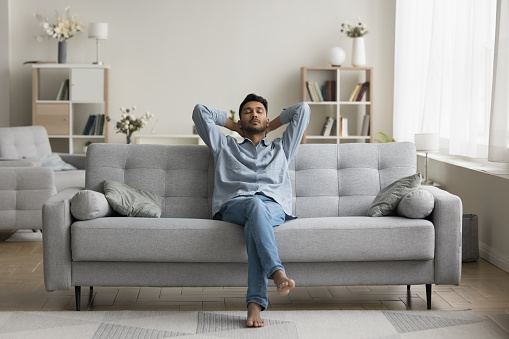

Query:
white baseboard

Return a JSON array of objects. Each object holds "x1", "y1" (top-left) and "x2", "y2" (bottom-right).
[{"x1": 479, "y1": 242, "x2": 509, "y2": 273}]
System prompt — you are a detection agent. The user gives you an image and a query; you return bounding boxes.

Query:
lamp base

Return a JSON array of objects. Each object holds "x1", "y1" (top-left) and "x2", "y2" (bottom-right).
[
  {"x1": 92, "y1": 61, "x2": 104, "y2": 65},
  {"x1": 422, "y1": 179, "x2": 434, "y2": 186}
]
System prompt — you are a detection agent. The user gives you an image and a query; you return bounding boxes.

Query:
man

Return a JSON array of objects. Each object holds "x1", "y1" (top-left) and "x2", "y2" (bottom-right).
[{"x1": 192, "y1": 94, "x2": 310, "y2": 327}]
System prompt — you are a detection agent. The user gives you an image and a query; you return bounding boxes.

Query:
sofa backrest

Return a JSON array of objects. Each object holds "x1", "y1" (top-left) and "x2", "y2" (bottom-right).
[
  {"x1": 0, "y1": 126, "x2": 52, "y2": 159},
  {"x1": 289, "y1": 142, "x2": 416, "y2": 217},
  {"x1": 86, "y1": 142, "x2": 416, "y2": 219}
]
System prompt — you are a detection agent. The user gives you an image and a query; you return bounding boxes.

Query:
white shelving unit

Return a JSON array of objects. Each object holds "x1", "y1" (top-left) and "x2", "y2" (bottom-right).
[
  {"x1": 32, "y1": 64, "x2": 110, "y2": 154},
  {"x1": 301, "y1": 66, "x2": 373, "y2": 144}
]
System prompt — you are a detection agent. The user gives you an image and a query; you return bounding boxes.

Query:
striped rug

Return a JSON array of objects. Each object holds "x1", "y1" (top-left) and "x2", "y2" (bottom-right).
[{"x1": 0, "y1": 310, "x2": 506, "y2": 338}]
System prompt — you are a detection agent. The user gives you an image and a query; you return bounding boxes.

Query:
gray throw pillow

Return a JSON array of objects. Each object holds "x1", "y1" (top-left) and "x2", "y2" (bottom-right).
[
  {"x1": 25, "y1": 153, "x2": 77, "y2": 171},
  {"x1": 368, "y1": 173, "x2": 422, "y2": 217},
  {"x1": 71, "y1": 190, "x2": 115, "y2": 220},
  {"x1": 396, "y1": 188, "x2": 435, "y2": 219},
  {"x1": 103, "y1": 180, "x2": 163, "y2": 218}
]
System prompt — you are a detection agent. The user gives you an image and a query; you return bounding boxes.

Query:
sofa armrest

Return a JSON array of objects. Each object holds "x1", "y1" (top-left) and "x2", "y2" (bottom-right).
[
  {"x1": 42, "y1": 187, "x2": 82, "y2": 291},
  {"x1": 421, "y1": 185, "x2": 463, "y2": 285},
  {"x1": 0, "y1": 159, "x2": 41, "y2": 167},
  {"x1": 58, "y1": 153, "x2": 86, "y2": 170}
]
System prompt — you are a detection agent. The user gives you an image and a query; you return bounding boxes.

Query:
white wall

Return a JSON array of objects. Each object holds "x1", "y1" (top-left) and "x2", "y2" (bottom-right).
[
  {"x1": 0, "y1": 0, "x2": 9, "y2": 127},
  {"x1": 420, "y1": 157, "x2": 509, "y2": 273},
  {"x1": 6, "y1": 0, "x2": 395, "y2": 142}
]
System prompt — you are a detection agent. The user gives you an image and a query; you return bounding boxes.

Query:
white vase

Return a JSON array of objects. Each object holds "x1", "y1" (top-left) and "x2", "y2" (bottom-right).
[
  {"x1": 328, "y1": 47, "x2": 346, "y2": 67},
  {"x1": 351, "y1": 37, "x2": 366, "y2": 67}
]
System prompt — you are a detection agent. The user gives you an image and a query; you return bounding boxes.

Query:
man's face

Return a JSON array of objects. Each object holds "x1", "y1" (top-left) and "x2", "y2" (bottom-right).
[{"x1": 240, "y1": 101, "x2": 268, "y2": 134}]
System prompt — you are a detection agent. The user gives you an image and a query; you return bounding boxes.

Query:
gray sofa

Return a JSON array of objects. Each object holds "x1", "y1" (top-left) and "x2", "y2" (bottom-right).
[
  {"x1": 42, "y1": 142, "x2": 463, "y2": 311},
  {"x1": 0, "y1": 126, "x2": 85, "y2": 230}
]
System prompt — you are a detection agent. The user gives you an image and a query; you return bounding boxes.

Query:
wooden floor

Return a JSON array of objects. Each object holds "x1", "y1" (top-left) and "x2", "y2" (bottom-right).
[{"x1": 1, "y1": 231, "x2": 509, "y2": 319}]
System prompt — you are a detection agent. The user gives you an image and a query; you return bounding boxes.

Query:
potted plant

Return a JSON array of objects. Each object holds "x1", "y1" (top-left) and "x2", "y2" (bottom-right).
[{"x1": 83, "y1": 141, "x2": 92, "y2": 153}]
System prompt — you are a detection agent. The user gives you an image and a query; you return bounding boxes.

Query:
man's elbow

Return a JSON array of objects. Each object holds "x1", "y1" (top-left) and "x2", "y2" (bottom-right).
[
  {"x1": 298, "y1": 102, "x2": 310, "y2": 112},
  {"x1": 296, "y1": 102, "x2": 311, "y2": 119},
  {"x1": 192, "y1": 104, "x2": 205, "y2": 123}
]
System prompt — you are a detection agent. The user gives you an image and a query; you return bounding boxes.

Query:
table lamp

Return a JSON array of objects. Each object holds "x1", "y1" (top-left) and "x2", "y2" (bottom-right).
[
  {"x1": 414, "y1": 133, "x2": 439, "y2": 185},
  {"x1": 88, "y1": 23, "x2": 108, "y2": 65}
]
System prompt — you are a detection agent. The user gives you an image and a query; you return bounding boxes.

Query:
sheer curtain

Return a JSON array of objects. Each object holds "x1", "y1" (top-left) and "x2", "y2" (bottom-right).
[
  {"x1": 489, "y1": 0, "x2": 509, "y2": 162},
  {"x1": 394, "y1": 0, "x2": 496, "y2": 158}
]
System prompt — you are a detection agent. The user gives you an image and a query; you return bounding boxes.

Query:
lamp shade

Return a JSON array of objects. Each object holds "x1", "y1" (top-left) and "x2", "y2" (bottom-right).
[
  {"x1": 88, "y1": 23, "x2": 108, "y2": 39},
  {"x1": 414, "y1": 133, "x2": 439, "y2": 152}
]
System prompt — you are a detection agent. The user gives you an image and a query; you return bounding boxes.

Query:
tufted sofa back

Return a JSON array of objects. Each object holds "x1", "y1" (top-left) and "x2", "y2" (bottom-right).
[
  {"x1": 0, "y1": 126, "x2": 51, "y2": 159},
  {"x1": 85, "y1": 142, "x2": 416, "y2": 219},
  {"x1": 0, "y1": 126, "x2": 53, "y2": 159}
]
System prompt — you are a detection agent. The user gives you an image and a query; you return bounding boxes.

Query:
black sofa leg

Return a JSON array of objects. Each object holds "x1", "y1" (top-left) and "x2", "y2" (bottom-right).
[
  {"x1": 426, "y1": 284, "x2": 432, "y2": 309},
  {"x1": 407, "y1": 285, "x2": 411, "y2": 290},
  {"x1": 75, "y1": 286, "x2": 81, "y2": 311},
  {"x1": 75, "y1": 286, "x2": 94, "y2": 311}
]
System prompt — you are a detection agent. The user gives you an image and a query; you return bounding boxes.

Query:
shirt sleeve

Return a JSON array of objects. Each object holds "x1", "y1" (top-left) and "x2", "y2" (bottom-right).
[
  {"x1": 192, "y1": 104, "x2": 227, "y2": 154},
  {"x1": 279, "y1": 102, "x2": 311, "y2": 163}
]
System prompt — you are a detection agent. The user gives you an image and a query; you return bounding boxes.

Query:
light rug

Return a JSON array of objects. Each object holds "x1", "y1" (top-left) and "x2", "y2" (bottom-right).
[
  {"x1": 5, "y1": 230, "x2": 42, "y2": 242},
  {"x1": 0, "y1": 310, "x2": 507, "y2": 339}
]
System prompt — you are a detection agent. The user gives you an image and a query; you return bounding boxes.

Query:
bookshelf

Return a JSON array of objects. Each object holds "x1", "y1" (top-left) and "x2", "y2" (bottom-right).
[
  {"x1": 32, "y1": 64, "x2": 110, "y2": 154},
  {"x1": 300, "y1": 66, "x2": 373, "y2": 144}
]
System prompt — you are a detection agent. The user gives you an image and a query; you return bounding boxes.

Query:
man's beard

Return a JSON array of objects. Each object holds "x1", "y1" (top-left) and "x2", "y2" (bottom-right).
[{"x1": 242, "y1": 121, "x2": 267, "y2": 134}]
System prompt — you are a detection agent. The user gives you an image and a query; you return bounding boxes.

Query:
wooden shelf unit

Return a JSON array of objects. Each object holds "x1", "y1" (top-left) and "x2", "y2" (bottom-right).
[
  {"x1": 301, "y1": 66, "x2": 373, "y2": 144},
  {"x1": 32, "y1": 64, "x2": 110, "y2": 154}
]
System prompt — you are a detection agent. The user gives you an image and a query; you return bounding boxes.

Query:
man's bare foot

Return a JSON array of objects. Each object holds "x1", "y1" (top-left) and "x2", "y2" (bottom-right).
[
  {"x1": 246, "y1": 302, "x2": 265, "y2": 327},
  {"x1": 273, "y1": 270, "x2": 295, "y2": 296}
]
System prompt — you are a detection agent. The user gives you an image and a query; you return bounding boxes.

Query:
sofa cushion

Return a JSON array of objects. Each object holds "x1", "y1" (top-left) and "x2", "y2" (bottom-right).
[
  {"x1": 70, "y1": 190, "x2": 115, "y2": 220},
  {"x1": 396, "y1": 188, "x2": 435, "y2": 219},
  {"x1": 368, "y1": 173, "x2": 421, "y2": 217},
  {"x1": 70, "y1": 216, "x2": 435, "y2": 263},
  {"x1": 104, "y1": 180, "x2": 163, "y2": 218}
]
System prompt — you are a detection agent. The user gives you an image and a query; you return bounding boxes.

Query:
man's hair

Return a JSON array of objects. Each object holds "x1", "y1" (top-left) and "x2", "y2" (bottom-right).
[{"x1": 239, "y1": 93, "x2": 268, "y2": 116}]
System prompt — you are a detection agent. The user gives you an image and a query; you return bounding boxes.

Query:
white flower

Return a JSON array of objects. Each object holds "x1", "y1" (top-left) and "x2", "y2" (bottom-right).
[{"x1": 34, "y1": 7, "x2": 82, "y2": 42}]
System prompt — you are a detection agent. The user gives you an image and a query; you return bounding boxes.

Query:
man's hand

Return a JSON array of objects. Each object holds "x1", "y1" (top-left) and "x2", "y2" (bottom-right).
[
  {"x1": 224, "y1": 117, "x2": 245, "y2": 137},
  {"x1": 265, "y1": 116, "x2": 282, "y2": 136},
  {"x1": 235, "y1": 120, "x2": 245, "y2": 137}
]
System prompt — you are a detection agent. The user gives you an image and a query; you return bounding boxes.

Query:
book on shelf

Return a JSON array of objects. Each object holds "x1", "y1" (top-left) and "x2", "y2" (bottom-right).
[
  {"x1": 307, "y1": 81, "x2": 337, "y2": 102},
  {"x1": 56, "y1": 79, "x2": 69, "y2": 100},
  {"x1": 341, "y1": 117, "x2": 349, "y2": 137},
  {"x1": 306, "y1": 81, "x2": 318, "y2": 102},
  {"x1": 322, "y1": 80, "x2": 337, "y2": 101},
  {"x1": 82, "y1": 115, "x2": 95, "y2": 135},
  {"x1": 313, "y1": 82, "x2": 324, "y2": 101},
  {"x1": 82, "y1": 114, "x2": 105, "y2": 136},
  {"x1": 321, "y1": 116, "x2": 335, "y2": 136},
  {"x1": 361, "y1": 114, "x2": 370, "y2": 136},
  {"x1": 355, "y1": 81, "x2": 369, "y2": 101},
  {"x1": 330, "y1": 118, "x2": 337, "y2": 136},
  {"x1": 349, "y1": 81, "x2": 369, "y2": 102}
]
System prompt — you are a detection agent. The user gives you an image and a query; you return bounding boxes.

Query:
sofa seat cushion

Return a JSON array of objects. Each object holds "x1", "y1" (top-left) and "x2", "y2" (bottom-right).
[
  {"x1": 71, "y1": 216, "x2": 434, "y2": 263},
  {"x1": 276, "y1": 217, "x2": 434, "y2": 262}
]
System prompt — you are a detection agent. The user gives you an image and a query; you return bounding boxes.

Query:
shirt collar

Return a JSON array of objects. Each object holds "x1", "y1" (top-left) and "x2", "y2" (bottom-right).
[{"x1": 240, "y1": 137, "x2": 269, "y2": 147}]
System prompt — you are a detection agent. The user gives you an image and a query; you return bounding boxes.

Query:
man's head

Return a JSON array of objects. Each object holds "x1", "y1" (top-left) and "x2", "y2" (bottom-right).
[
  {"x1": 238, "y1": 94, "x2": 269, "y2": 135},
  {"x1": 239, "y1": 93, "x2": 268, "y2": 116}
]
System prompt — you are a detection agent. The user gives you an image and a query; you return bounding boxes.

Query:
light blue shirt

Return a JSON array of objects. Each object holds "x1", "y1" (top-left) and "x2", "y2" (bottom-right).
[{"x1": 192, "y1": 102, "x2": 310, "y2": 218}]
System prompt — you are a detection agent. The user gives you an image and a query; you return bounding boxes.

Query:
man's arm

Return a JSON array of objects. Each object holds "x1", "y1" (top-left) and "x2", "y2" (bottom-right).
[
  {"x1": 192, "y1": 104, "x2": 228, "y2": 153},
  {"x1": 265, "y1": 116, "x2": 283, "y2": 135},
  {"x1": 279, "y1": 102, "x2": 311, "y2": 162}
]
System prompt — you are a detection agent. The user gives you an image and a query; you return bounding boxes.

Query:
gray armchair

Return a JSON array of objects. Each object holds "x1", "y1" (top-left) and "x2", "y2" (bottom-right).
[{"x1": 0, "y1": 126, "x2": 85, "y2": 230}]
